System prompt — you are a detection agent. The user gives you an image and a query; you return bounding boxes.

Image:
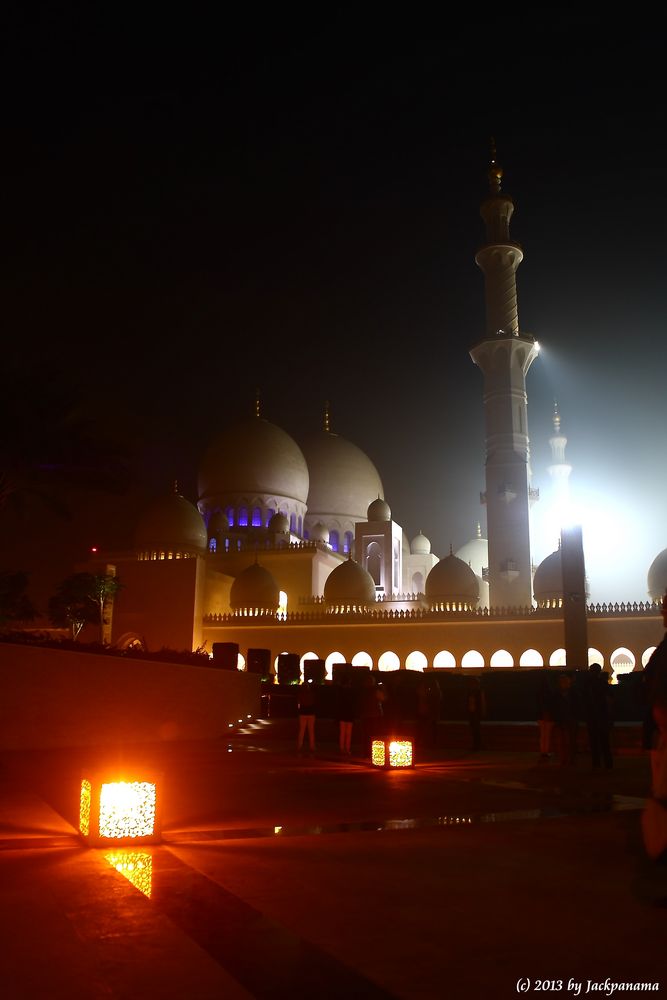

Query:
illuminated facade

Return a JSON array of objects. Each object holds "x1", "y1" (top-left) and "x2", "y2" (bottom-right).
[{"x1": 84, "y1": 156, "x2": 665, "y2": 681}]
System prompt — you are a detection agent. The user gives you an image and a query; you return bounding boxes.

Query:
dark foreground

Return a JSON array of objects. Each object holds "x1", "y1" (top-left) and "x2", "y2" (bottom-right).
[{"x1": 1, "y1": 721, "x2": 665, "y2": 999}]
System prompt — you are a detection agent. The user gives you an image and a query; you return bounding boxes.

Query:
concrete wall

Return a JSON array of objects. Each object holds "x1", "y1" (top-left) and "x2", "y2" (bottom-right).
[{"x1": 0, "y1": 643, "x2": 261, "y2": 750}]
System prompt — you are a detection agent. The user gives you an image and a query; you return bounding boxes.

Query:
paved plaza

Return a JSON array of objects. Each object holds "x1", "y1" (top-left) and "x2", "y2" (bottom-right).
[{"x1": 1, "y1": 722, "x2": 666, "y2": 998}]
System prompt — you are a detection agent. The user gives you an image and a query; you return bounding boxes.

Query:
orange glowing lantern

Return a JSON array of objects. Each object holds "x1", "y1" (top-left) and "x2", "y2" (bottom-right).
[
  {"x1": 371, "y1": 738, "x2": 414, "y2": 769},
  {"x1": 79, "y1": 773, "x2": 162, "y2": 847}
]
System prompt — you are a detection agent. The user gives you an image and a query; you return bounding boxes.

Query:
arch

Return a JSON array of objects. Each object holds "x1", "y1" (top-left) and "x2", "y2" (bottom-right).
[
  {"x1": 237, "y1": 653, "x2": 246, "y2": 671},
  {"x1": 643, "y1": 646, "x2": 657, "y2": 668},
  {"x1": 298, "y1": 515, "x2": 303, "y2": 537},
  {"x1": 412, "y1": 571, "x2": 424, "y2": 593},
  {"x1": 352, "y1": 650, "x2": 373, "y2": 668},
  {"x1": 433, "y1": 650, "x2": 456, "y2": 669},
  {"x1": 461, "y1": 650, "x2": 484, "y2": 669},
  {"x1": 238, "y1": 507, "x2": 248, "y2": 528},
  {"x1": 610, "y1": 646, "x2": 635, "y2": 683},
  {"x1": 226, "y1": 506, "x2": 235, "y2": 527},
  {"x1": 490, "y1": 649, "x2": 514, "y2": 668},
  {"x1": 115, "y1": 632, "x2": 145, "y2": 652},
  {"x1": 549, "y1": 648, "x2": 567, "y2": 667},
  {"x1": 366, "y1": 540, "x2": 382, "y2": 585},
  {"x1": 251, "y1": 507, "x2": 262, "y2": 528},
  {"x1": 209, "y1": 538, "x2": 217, "y2": 553},
  {"x1": 343, "y1": 530, "x2": 354, "y2": 555},
  {"x1": 290, "y1": 513, "x2": 297, "y2": 533},
  {"x1": 299, "y1": 650, "x2": 319, "y2": 682},
  {"x1": 329, "y1": 529, "x2": 340, "y2": 553},
  {"x1": 273, "y1": 651, "x2": 289, "y2": 672},
  {"x1": 519, "y1": 648, "x2": 544, "y2": 667},
  {"x1": 278, "y1": 590, "x2": 288, "y2": 618},
  {"x1": 405, "y1": 650, "x2": 428, "y2": 672},
  {"x1": 587, "y1": 647, "x2": 605, "y2": 667},
  {"x1": 325, "y1": 651, "x2": 346, "y2": 680},
  {"x1": 378, "y1": 650, "x2": 400, "y2": 672}
]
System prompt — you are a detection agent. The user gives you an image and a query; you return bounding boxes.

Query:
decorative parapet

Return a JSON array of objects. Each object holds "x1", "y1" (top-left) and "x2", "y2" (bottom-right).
[{"x1": 203, "y1": 599, "x2": 659, "y2": 627}]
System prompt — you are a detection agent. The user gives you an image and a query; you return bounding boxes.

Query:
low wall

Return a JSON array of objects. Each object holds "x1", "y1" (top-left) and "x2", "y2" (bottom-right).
[{"x1": 0, "y1": 643, "x2": 261, "y2": 750}]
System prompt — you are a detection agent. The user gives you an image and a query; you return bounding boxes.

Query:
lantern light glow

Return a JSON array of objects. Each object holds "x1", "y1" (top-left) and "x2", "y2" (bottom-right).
[
  {"x1": 371, "y1": 739, "x2": 414, "y2": 768},
  {"x1": 79, "y1": 774, "x2": 161, "y2": 846}
]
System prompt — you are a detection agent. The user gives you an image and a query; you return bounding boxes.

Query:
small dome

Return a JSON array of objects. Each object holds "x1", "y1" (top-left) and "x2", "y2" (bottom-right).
[
  {"x1": 411, "y1": 531, "x2": 431, "y2": 555},
  {"x1": 368, "y1": 497, "x2": 391, "y2": 521},
  {"x1": 268, "y1": 512, "x2": 290, "y2": 534},
  {"x1": 455, "y1": 528, "x2": 488, "y2": 579},
  {"x1": 135, "y1": 491, "x2": 207, "y2": 554},
  {"x1": 310, "y1": 521, "x2": 330, "y2": 544},
  {"x1": 425, "y1": 553, "x2": 479, "y2": 606},
  {"x1": 208, "y1": 510, "x2": 230, "y2": 536},
  {"x1": 648, "y1": 548, "x2": 667, "y2": 602},
  {"x1": 324, "y1": 558, "x2": 376, "y2": 608},
  {"x1": 533, "y1": 550, "x2": 562, "y2": 604},
  {"x1": 229, "y1": 563, "x2": 279, "y2": 611}
]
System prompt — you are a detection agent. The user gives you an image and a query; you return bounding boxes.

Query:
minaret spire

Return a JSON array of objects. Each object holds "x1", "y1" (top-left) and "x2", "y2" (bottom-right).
[
  {"x1": 548, "y1": 400, "x2": 573, "y2": 531},
  {"x1": 470, "y1": 151, "x2": 539, "y2": 609}
]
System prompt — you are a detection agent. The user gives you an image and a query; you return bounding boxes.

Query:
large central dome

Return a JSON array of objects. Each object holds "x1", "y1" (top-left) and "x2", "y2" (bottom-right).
[
  {"x1": 198, "y1": 417, "x2": 309, "y2": 527},
  {"x1": 300, "y1": 429, "x2": 384, "y2": 543}
]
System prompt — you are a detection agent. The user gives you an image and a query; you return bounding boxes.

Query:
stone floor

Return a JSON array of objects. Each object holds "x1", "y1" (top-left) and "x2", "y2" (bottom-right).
[{"x1": 1, "y1": 723, "x2": 666, "y2": 998}]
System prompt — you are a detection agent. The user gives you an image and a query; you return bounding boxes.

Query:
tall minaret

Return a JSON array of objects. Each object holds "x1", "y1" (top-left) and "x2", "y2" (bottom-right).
[
  {"x1": 470, "y1": 143, "x2": 539, "y2": 609},
  {"x1": 547, "y1": 401, "x2": 572, "y2": 520}
]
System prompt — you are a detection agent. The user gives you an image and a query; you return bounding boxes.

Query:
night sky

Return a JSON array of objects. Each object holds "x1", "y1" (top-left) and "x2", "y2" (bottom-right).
[{"x1": 2, "y1": 10, "x2": 666, "y2": 605}]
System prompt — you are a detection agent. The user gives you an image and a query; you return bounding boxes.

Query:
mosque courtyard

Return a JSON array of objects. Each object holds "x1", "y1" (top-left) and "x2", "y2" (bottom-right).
[{"x1": 1, "y1": 721, "x2": 665, "y2": 999}]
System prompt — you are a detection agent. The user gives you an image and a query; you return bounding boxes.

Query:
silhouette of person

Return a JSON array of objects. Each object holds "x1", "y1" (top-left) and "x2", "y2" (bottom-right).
[
  {"x1": 583, "y1": 662, "x2": 613, "y2": 769},
  {"x1": 536, "y1": 673, "x2": 556, "y2": 759},
  {"x1": 467, "y1": 677, "x2": 486, "y2": 751},
  {"x1": 552, "y1": 673, "x2": 578, "y2": 766},
  {"x1": 644, "y1": 591, "x2": 667, "y2": 795},
  {"x1": 296, "y1": 679, "x2": 317, "y2": 755},
  {"x1": 336, "y1": 673, "x2": 357, "y2": 756}
]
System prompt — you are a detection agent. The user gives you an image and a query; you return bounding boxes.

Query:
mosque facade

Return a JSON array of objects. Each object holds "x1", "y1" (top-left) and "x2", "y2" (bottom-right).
[{"x1": 92, "y1": 157, "x2": 666, "y2": 681}]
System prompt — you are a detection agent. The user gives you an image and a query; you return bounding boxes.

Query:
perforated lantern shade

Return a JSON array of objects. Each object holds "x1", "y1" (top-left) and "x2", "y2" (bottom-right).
[
  {"x1": 79, "y1": 774, "x2": 162, "y2": 846},
  {"x1": 371, "y1": 738, "x2": 414, "y2": 769}
]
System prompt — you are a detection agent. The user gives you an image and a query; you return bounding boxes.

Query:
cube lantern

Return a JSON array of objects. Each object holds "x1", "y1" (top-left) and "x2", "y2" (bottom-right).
[
  {"x1": 79, "y1": 773, "x2": 162, "y2": 847},
  {"x1": 371, "y1": 738, "x2": 414, "y2": 769}
]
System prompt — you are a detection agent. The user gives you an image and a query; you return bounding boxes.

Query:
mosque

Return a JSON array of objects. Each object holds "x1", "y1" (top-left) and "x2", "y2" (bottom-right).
[{"x1": 90, "y1": 153, "x2": 667, "y2": 682}]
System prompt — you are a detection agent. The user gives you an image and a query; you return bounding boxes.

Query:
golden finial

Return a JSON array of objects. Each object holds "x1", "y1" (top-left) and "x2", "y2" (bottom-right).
[
  {"x1": 476, "y1": 522, "x2": 482, "y2": 539},
  {"x1": 173, "y1": 479, "x2": 179, "y2": 495},
  {"x1": 324, "y1": 400, "x2": 330, "y2": 433},
  {"x1": 488, "y1": 136, "x2": 503, "y2": 194},
  {"x1": 255, "y1": 388, "x2": 261, "y2": 419}
]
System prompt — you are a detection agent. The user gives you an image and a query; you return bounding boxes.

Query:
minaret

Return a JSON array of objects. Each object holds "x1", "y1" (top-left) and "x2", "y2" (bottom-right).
[
  {"x1": 470, "y1": 143, "x2": 539, "y2": 609},
  {"x1": 547, "y1": 401, "x2": 572, "y2": 522}
]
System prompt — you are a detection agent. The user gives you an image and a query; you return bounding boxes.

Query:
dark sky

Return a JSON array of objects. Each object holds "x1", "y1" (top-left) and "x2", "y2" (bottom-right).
[{"x1": 2, "y1": 9, "x2": 666, "y2": 603}]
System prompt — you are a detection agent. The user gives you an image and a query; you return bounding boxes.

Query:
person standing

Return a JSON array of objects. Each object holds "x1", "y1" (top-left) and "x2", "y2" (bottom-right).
[
  {"x1": 336, "y1": 673, "x2": 357, "y2": 756},
  {"x1": 467, "y1": 677, "x2": 486, "y2": 751},
  {"x1": 643, "y1": 591, "x2": 667, "y2": 794},
  {"x1": 583, "y1": 663, "x2": 613, "y2": 769},
  {"x1": 536, "y1": 674, "x2": 556, "y2": 759},
  {"x1": 552, "y1": 673, "x2": 578, "y2": 766},
  {"x1": 296, "y1": 678, "x2": 317, "y2": 755}
]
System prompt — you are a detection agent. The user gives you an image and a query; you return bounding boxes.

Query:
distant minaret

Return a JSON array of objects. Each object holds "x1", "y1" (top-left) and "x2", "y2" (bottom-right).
[
  {"x1": 547, "y1": 401, "x2": 572, "y2": 523},
  {"x1": 470, "y1": 142, "x2": 539, "y2": 609}
]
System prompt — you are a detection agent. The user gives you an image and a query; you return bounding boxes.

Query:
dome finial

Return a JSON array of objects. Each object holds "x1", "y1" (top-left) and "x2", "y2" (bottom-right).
[
  {"x1": 488, "y1": 136, "x2": 503, "y2": 195},
  {"x1": 324, "y1": 400, "x2": 331, "y2": 433},
  {"x1": 255, "y1": 388, "x2": 261, "y2": 419},
  {"x1": 173, "y1": 479, "x2": 179, "y2": 495},
  {"x1": 476, "y1": 522, "x2": 482, "y2": 539},
  {"x1": 449, "y1": 542, "x2": 453, "y2": 556}
]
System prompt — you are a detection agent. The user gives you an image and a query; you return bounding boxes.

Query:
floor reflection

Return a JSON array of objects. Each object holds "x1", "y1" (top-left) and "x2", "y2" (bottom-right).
[{"x1": 105, "y1": 850, "x2": 153, "y2": 897}]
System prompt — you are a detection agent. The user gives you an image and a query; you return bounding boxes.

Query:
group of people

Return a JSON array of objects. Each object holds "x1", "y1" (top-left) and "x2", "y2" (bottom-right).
[
  {"x1": 297, "y1": 671, "x2": 388, "y2": 756},
  {"x1": 537, "y1": 666, "x2": 614, "y2": 768}
]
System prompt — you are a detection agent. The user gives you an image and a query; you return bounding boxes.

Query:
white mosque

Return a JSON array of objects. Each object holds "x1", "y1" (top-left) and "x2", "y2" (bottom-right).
[{"x1": 89, "y1": 152, "x2": 667, "y2": 681}]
